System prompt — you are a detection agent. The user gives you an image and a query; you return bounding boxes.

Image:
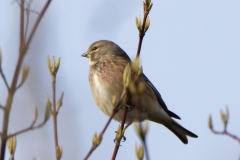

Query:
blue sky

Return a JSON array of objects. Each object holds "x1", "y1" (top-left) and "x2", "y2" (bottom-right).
[{"x1": 0, "y1": 0, "x2": 240, "y2": 159}]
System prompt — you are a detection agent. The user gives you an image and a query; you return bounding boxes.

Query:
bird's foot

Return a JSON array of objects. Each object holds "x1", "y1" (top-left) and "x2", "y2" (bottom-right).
[{"x1": 125, "y1": 104, "x2": 134, "y2": 112}]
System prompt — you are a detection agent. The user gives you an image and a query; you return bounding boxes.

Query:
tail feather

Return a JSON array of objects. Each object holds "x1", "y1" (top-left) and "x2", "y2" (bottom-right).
[{"x1": 165, "y1": 120, "x2": 198, "y2": 144}]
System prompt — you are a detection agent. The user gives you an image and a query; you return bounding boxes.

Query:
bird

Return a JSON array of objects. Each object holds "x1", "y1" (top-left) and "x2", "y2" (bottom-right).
[{"x1": 82, "y1": 40, "x2": 198, "y2": 144}]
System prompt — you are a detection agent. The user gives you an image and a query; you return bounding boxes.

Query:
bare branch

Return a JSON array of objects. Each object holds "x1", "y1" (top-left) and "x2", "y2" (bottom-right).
[
  {"x1": 7, "y1": 118, "x2": 48, "y2": 138},
  {"x1": 111, "y1": 107, "x2": 128, "y2": 160},
  {"x1": 25, "y1": 0, "x2": 52, "y2": 48},
  {"x1": 210, "y1": 119, "x2": 240, "y2": 144},
  {"x1": 0, "y1": 66, "x2": 10, "y2": 90}
]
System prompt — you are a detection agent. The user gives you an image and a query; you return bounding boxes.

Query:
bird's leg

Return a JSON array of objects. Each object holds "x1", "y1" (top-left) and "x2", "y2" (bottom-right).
[{"x1": 125, "y1": 104, "x2": 134, "y2": 112}]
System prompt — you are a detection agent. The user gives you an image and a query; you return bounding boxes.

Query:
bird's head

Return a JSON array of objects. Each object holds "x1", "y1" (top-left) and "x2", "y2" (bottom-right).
[{"x1": 82, "y1": 40, "x2": 130, "y2": 66}]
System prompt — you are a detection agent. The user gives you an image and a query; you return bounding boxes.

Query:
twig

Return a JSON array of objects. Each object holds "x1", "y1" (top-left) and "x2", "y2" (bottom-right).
[
  {"x1": 134, "y1": 3, "x2": 152, "y2": 159},
  {"x1": 111, "y1": 107, "x2": 128, "y2": 160},
  {"x1": 0, "y1": 66, "x2": 10, "y2": 90},
  {"x1": 211, "y1": 129, "x2": 240, "y2": 143},
  {"x1": 25, "y1": 0, "x2": 52, "y2": 49},
  {"x1": 0, "y1": 0, "x2": 52, "y2": 159},
  {"x1": 51, "y1": 74, "x2": 59, "y2": 148},
  {"x1": 7, "y1": 119, "x2": 48, "y2": 138},
  {"x1": 24, "y1": 0, "x2": 33, "y2": 40},
  {"x1": 136, "y1": 12, "x2": 149, "y2": 59},
  {"x1": 83, "y1": 91, "x2": 128, "y2": 160}
]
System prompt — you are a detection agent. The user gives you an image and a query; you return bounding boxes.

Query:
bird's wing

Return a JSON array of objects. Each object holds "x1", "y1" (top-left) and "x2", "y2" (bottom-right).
[{"x1": 142, "y1": 73, "x2": 181, "y2": 119}]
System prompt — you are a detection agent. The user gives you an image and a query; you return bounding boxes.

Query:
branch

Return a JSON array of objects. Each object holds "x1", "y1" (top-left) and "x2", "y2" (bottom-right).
[
  {"x1": 136, "y1": 11, "x2": 149, "y2": 59},
  {"x1": 83, "y1": 91, "x2": 128, "y2": 160},
  {"x1": 111, "y1": 107, "x2": 128, "y2": 160},
  {"x1": 211, "y1": 129, "x2": 240, "y2": 143},
  {"x1": 25, "y1": 0, "x2": 52, "y2": 49},
  {"x1": 0, "y1": 1, "x2": 53, "y2": 159},
  {"x1": 51, "y1": 73, "x2": 59, "y2": 148},
  {"x1": 7, "y1": 118, "x2": 48, "y2": 138}
]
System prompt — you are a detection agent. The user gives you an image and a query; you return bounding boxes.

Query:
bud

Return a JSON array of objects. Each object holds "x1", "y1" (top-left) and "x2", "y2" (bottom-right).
[
  {"x1": 145, "y1": 0, "x2": 151, "y2": 6},
  {"x1": 131, "y1": 58, "x2": 140, "y2": 73},
  {"x1": 134, "y1": 122, "x2": 148, "y2": 139},
  {"x1": 57, "y1": 92, "x2": 64, "y2": 110},
  {"x1": 55, "y1": 57, "x2": 61, "y2": 72},
  {"x1": 7, "y1": 136, "x2": 17, "y2": 158},
  {"x1": 112, "y1": 95, "x2": 116, "y2": 106},
  {"x1": 144, "y1": 17, "x2": 150, "y2": 33},
  {"x1": 225, "y1": 106, "x2": 229, "y2": 123},
  {"x1": 47, "y1": 56, "x2": 61, "y2": 75},
  {"x1": 135, "y1": 142, "x2": 144, "y2": 160},
  {"x1": 138, "y1": 66, "x2": 143, "y2": 77},
  {"x1": 92, "y1": 133, "x2": 102, "y2": 147},
  {"x1": 45, "y1": 94, "x2": 52, "y2": 121},
  {"x1": 136, "y1": 16, "x2": 142, "y2": 33},
  {"x1": 138, "y1": 82, "x2": 145, "y2": 93},
  {"x1": 56, "y1": 145, "x2": 63, "y2": 160},
  {"x1": 143, "y1": 1, "x2": 147, "y2": 12},
  {"x1": 148, "y1": 3, "x2": 153, "y2": 12},
  {"x1": 46, "y1": 94, "x2": 52, "y2": 109},
  {"x1": 34, "y1": 107, "x2": 38, "y2": 122},
  {"x1": 19, "y1": 64, "x2": 29, "y2": 87},
  {"x1": 129, "y1": 82, "x2": 136, "y2": 94},
  {"x1": 123, "y1": 63, "x2": 131, "y2": 87}
]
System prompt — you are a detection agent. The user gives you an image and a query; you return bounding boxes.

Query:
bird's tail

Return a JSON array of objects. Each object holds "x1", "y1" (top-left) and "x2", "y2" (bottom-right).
[{"x1": 164, "y1": 120, "x2": 198, "y2": 144}]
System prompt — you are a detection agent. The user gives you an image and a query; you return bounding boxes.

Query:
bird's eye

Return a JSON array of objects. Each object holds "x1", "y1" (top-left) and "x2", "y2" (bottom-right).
[{"x1": 93, "y1": 47, "x2": 97, "y2": 50}]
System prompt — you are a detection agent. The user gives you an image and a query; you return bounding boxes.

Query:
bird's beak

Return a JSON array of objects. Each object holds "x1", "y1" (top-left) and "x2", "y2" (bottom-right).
[{"x1": 81, "y1": 51, "x2": 89, "y2": 58}]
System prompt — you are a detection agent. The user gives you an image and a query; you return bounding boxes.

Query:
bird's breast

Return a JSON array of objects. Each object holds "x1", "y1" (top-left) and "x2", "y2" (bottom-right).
[{"x1": 89, "y1": 62, "x2": 125, "y2": 116}]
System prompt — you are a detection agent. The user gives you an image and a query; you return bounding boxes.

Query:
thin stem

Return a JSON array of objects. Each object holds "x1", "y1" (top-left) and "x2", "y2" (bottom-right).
[
  {"x1": 25, "y1": 0, "x2": 52, "y2": 48},
  {"x1": 8, "y1": 119, "x2": 48, "y2": 138},
  {"x1": 211, "y1": 128, "x2": 240, "y2": 143},
  {"x1": 136, "y1": 12, "x2": 148, "y2": 58},
  {"x1": 19, "y1": 0, "x2": 25, "y2": 49},
  {"x1": 51, "y1": 74, "x2": 59, "y2": 148},
  {"x1": 111, "y1": 107, "x2": 128, "y2": 160},
  {"x1": 0, "y1": 0, "x2": 52, "y2": 159}
]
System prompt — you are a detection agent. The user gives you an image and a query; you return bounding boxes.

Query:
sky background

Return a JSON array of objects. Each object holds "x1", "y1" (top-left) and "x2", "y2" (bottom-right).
[{"x1": 0, "y1": 0, "x2": 240, "y2": 159}]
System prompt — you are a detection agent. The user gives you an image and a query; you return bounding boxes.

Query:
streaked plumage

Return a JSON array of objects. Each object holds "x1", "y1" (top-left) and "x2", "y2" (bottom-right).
[{"x1": 82, "y1": 40, "x2": 198, "y2": 144}]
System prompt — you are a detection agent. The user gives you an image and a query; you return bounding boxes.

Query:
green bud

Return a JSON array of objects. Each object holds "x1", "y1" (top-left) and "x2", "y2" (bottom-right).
[
  {"x1": 45, "y1": 94, "x2": 52, "y2": 121},
  {"x1": 144, "y1": 17, "x2": 150, "y2": 33},
  {"x1": 8, "y1": 136, "x2": 17, "y2": 158},
  {"x1": 136, "y1": 16, "x2": 142, "y2": 33},
  {"x1": 56, "y1": 145, "x2": 63, "y2": 160},
  {"x1": 21, "y1": 64, "x2": 29, "y2": 85},
  {"x1": 135, "y1": 142, "x2": 144, "y2": 160},
  {"x1": 92, "y1": 133, "x2": 102, "y2": 147},
  {"x1": 57, "y1": 92, "x2": 64, "y2": 110}
]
